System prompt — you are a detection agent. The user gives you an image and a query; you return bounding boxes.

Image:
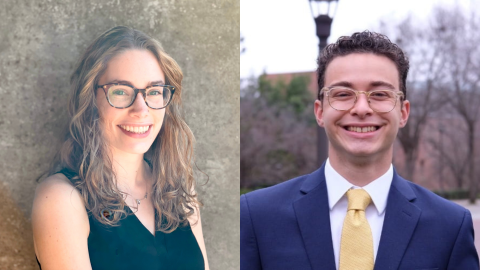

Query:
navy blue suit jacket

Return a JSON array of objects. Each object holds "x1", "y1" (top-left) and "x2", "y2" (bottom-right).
[{"x1": 241, "y1": 165, "x2": 479, "y2": 270}]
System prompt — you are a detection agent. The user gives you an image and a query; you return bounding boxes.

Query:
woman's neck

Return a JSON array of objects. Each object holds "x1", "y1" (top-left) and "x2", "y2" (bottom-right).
[{"x1": 109, "y1": 148, "x2": 150, "y2": 194}]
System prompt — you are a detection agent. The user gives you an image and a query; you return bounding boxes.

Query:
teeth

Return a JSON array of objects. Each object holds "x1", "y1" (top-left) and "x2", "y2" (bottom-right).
[
  {"x1": 120, "y1": 125, "x2": 150, "y2": 134},
  {"x1": 348, "y1": 126, "x2": 377, "y2": 133}
]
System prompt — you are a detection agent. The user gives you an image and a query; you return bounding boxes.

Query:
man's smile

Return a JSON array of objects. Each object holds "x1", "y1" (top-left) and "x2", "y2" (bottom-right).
[{"x1": 344, "y1": 126, "x2": 380, "y2": 133}]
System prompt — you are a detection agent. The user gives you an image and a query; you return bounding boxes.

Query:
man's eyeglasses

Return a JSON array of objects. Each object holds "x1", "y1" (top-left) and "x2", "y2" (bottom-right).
[
  {"x1": 320, "y1": 87, "x2": 404, "y2": 113},
  {"x1": 97, "y1": 83, "x2": 175, "y2": 109}
]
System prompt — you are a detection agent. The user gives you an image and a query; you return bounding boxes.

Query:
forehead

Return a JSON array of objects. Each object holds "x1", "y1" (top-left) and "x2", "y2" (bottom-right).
[
  {"x1": 324, "y1": 53, "x2": 399, "y2": 89},
  {"x1": 99, "y1": 49, "x2": 165, "y2": 86}
]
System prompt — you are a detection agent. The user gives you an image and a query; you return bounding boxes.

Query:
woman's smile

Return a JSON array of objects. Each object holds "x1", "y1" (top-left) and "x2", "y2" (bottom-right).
[
  {"x1": 119, "y1": 125, "x2": 151, "y2": 134},
  {"x1": 118, "y1": 124, "x2": 153, "y2": 138}
]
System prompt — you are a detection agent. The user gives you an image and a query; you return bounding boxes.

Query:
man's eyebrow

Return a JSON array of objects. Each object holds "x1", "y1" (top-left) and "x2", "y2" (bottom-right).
[
  {"x1": 370, "y1": 81, "x2": 396, "y2": 89},
  {"x1": 106, "y1": 79, "x2": 165, "y2": 86},
  {"x1": 328, "y1": 81, "x2": 396, "y2": 89},
  {"x1": 329, "y1": 81, "x2": 354, "y2": 88}
]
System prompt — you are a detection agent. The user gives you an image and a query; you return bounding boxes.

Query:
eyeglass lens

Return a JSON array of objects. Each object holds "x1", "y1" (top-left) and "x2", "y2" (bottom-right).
[
  {"x1": 107, "y1": 85, "x2": 172, "y2": 108},
  {"x1": 328, "y1": 88, "x2": 397, "y2": 112}
]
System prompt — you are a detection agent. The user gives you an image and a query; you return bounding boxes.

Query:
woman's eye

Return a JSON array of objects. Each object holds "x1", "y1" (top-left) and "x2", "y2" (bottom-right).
[
  {"x1": 148, "y1": 90, "x2": 162, "y2": 96},
  {"x1": 112, "y1": 90, "x2": 126, "y2": 95}
]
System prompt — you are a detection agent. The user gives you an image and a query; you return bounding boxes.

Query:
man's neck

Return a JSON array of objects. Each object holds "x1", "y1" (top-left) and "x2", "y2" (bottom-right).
[{"x1": 328, "y1": 150, "x2": 392, "y2": 187}]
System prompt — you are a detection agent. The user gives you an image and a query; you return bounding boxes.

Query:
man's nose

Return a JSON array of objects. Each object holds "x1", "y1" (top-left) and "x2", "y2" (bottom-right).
[{"x1": 350, "y1": 92, "x2": 373, "y2": 116}]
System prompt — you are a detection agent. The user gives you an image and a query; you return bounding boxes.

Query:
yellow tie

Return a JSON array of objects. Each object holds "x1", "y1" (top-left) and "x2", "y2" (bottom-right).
[{"x1": 339, "y1": 189, "x2": 374, "y2": 270}]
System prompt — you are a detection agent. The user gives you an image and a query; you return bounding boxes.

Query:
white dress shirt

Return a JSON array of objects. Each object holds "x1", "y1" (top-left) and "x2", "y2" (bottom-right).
[{"x1": 324, "y1": 158, "x2": 393, "y2": 270}]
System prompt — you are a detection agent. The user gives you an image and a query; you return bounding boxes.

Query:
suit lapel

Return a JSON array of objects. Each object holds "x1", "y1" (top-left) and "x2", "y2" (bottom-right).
[
  {"x1": 374, "y1": 171, "x2": 421, "y2": 270},
  {"x1": 293, "y1": 166, "x2": 336, "y2": 270}
]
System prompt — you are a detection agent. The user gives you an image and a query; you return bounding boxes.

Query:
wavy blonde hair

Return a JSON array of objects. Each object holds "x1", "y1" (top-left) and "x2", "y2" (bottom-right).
[{"x1": 50, "y1": 26, "x2": 199, "y2": 233}]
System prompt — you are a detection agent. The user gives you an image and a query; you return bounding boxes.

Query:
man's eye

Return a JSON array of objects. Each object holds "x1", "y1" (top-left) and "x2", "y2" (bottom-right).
[
  {"x1": 371, "y1": 91, "x2": 393, "y2": 98},
  {"x1": 332, "y1": 91, "x2": 354, "y2": 98}
]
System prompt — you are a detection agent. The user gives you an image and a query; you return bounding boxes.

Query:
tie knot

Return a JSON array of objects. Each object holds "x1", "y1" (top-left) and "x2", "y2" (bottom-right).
[{"x1": 346, "y1": 189, "x2": 371, "y2": 211}]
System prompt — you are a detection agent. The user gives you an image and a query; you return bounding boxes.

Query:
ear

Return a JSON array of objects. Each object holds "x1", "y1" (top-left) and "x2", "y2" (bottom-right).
[
  {"x1": 314, "y1": 100, "x2": 325, "y2": 127},
  {"x1": 398, "y1": 99, "x2": 410, "y2": 128}
]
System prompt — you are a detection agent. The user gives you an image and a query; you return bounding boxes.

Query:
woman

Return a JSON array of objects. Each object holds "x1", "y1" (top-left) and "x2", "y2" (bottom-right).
[{"x1": 32, "y1": 26, "x2": 209, "y2": 270}]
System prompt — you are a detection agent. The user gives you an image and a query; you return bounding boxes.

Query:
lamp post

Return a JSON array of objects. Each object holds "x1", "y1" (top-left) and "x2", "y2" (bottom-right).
[{"x1": 309, "y1": 0, "x2": 338, "y2": 166}]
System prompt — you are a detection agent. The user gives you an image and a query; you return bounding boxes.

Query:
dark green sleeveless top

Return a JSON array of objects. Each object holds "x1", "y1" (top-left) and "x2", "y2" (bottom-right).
[{"x1": 37, "y1": 169, "x2": 205, "y2": 270}]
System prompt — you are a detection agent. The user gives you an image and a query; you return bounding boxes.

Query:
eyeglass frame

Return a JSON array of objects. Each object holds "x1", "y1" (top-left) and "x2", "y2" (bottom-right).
[
  {"x1": 97, "y1": 83, "x2": 176, "y2": 110},
  {"x1": 320, "y1": 86, "x2": 405, "y2": 113}
]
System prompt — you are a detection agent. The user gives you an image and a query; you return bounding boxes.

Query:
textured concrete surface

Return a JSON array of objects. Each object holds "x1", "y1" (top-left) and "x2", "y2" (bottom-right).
[
  {"x1": 0, "y1": 1, "x2": 239, "y2": 269},
  {"x1": 0, "y1": 183, "x2": 37, "y2": 269}
]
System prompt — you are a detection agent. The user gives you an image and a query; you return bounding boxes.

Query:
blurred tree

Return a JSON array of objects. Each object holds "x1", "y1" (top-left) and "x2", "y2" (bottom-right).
[
  {"x1": 241, "y1": 34, "x2": 246, "y2": 55},
  {"x1": 240, "y1": 76, "x2": 316, "y2": 189},
  {"x1": 432, "y1": 5, "x2": 480, "y2": 203},
  {"x1": 380, "y1": 3, "x2": 480, "y2": 203},
  {"x1": 258, "y1": 74, "x2": 313, "y2": 115},
  {"x1": 380, "y1": 16, "x2": 449, "y2": 183},
  {"x1": 427, "y1": 115, "x2": 469, "y2": 190}
]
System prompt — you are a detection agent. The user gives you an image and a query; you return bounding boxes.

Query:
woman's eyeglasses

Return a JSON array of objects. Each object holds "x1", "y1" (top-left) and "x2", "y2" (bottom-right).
[{"x1": 97, "y1": 83, "x2": 175, "y2": 109}]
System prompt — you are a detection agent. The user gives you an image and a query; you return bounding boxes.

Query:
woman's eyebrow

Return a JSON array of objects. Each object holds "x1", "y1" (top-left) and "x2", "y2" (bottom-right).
[
  {"x1": 107, "y1": 79, "x2": 133, "y2": 85},
  {"x1": 149, "y1": 80, "x2": 165, "y2": 85},
  {"x1": 106, "y1": 79, "x2": 165, "y2": 86}
]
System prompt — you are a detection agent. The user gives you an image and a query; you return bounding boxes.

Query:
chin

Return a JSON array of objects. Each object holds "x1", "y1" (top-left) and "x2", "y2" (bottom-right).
[
  {"x1": 347, "y1": 145, "x2": 391, "y2": 160},
  {"x1": 349, "y1": 151, "x2": 376, "y2": 158},
  {"x1": 119, "y1": 143, "x2": 154, "y2": 155}
]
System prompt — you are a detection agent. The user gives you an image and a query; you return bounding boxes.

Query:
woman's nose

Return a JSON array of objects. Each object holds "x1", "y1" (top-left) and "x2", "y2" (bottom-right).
[{"x1": 130, "y1": 92, "x2": 149, "y2": 117}]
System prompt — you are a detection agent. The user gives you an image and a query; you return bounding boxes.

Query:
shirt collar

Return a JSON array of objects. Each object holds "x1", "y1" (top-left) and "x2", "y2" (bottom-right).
[{"x1": 325, "y1": 158, "x2": 393, "y2": 215}]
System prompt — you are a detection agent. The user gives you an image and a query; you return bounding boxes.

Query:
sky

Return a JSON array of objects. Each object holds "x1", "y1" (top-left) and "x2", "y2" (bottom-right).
[{"x1": 240, "y1": 0, "x2": 474, "y2": 78}]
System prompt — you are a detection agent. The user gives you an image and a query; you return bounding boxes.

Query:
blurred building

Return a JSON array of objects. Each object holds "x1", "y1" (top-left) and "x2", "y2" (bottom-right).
[{"x1": 264, "y1": 71, "x2": 318, "y2": 98}]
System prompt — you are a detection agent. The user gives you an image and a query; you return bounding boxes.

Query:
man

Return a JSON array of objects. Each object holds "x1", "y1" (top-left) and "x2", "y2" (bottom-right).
[{"x1": 240, "y1": 31, "x2": 479, "y2": 270}]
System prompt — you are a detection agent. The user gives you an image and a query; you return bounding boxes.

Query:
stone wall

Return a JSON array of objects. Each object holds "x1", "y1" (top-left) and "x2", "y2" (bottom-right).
[{"x1": 0, "y1": 0, "x2": 239, "y2": 269}]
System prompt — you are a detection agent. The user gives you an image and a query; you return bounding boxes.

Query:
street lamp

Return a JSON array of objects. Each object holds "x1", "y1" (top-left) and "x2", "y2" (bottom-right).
[
  {"x1": 309, "y1": 0, "x2": 338, "y2": 51},
  {"x1": 309, "y1": 0, "x2": 339, "y2": 166}
]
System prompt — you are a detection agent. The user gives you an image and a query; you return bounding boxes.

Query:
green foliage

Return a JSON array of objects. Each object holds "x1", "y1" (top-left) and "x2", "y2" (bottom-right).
[
  {"x1": 240, "y1": 188, "x2": 254, "y2": 195},
  {"x1": 433, "y1": 189, "x2": 469, "y2": 200},
  {"x1": 241, "y1": 75, "x2": 317, "y2": 189},
  {"x1": 266, "y1": 149, "x2": 295, "y2": 164},
  {"x1": 258, "y1": 74, "x2": 312, "y2": 115},
  {"x1": 240, "y1": 186, "x2": 272, "y2": 195}
]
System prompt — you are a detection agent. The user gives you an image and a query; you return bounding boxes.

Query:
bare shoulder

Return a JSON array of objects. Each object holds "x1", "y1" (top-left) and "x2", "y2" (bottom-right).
[
  {"x1": 185, "y1": 192, "x2": 210, "y2": 270},
  {"x1": 33, "y1": 173, "x2": 86, "y2": 216},
  {"x1": 32, "y1": 173, "x2": 92, "y2": 270}
]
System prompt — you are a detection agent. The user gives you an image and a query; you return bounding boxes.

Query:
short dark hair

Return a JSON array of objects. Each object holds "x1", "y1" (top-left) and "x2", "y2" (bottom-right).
[{"x1": 317, "y1": 31, "x2": 409, "y2": 101}]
